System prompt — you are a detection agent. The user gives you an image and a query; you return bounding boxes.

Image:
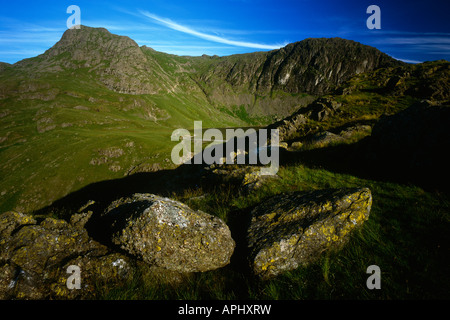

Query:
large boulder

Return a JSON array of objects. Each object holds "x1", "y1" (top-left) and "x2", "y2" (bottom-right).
[
  {"x1": 0, "y1": 211, "x2": 134, "y2": 299},
  {"x1": 247, "y1": 188, "x2": 372, "y2": 279},
  {"x1": 99, "y1": 193, "x2": 235, "y2": 273}
]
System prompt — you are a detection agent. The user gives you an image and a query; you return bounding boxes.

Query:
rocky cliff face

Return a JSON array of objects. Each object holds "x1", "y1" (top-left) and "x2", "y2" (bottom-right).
[
  {"x1": 192, "y1": 37, "x2": 402, "y2": 116},
  {"x1": 197, "y1": 38, "x2": 401, "y2": 96}
]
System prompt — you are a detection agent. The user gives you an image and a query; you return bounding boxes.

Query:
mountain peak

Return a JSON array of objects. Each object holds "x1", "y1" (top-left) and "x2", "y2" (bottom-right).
[
  {"x1": 17, "y1": 25, "x2": 161, "y2": 94},
  {"x1": 45, "y1": 25, "x2": 139, "y2": 59},
  {"x1": 197, "y1": 36, "x2": 402, "y2": 102}
]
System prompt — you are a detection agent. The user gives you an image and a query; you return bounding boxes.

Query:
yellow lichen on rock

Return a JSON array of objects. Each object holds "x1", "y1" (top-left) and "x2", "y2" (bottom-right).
[{"x1": 248, "y1": 188, "x2": 372, "y2": 279}]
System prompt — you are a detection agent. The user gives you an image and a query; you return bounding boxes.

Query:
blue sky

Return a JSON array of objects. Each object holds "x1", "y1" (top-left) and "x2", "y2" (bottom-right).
[{"x1": 0, "y1": 0, "x2": 449, "y2": 64}]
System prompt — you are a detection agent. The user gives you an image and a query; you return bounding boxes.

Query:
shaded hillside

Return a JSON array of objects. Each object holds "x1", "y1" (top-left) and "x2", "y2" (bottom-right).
[{"x1": 266, "y1": 59, "x2": 450, "y2": 189}]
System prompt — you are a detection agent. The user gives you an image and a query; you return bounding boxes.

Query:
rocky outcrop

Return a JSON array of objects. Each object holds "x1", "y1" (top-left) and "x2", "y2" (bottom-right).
[
  {"x1": 0, "y1": 62, "x2": 10, "y2": 73},
  {"x1": 400, "y1": 61, "x2": 449, "y2": 101},
  {"x1": 1, "y1": 186, "x2": 375, "y2": 298},
  {"x1": 0, "y1": 211, "x2": 134, "y2": 299},
  {"x1": 96, "y1": 193, "x2": 235, "y2": 273},
  {"x1": 14, "y1": 26, "x2": 172, "y2": 95},
  {"x1": 203, "y1": 165, "x2": 280, "y2": 193},
  {"x1": 195, "y1": 38, "x2": 401, "y2": 117},
  {"x1": 335, "y1": 60, "x2": 450, "y2": 101},
  {"x1": 267, "y1": 97, "x2": 342, "y2": 141},
  {"x1": 294, "y1": 124, "x2": 372, "y2": 150},
  {"x1": 247, "y1": 188, "x2": 372, "y2": 279}
]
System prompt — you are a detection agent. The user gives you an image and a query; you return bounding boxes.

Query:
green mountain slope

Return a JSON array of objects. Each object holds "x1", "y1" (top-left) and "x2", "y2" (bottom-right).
[{"x1": 0, "y1": 26, "x2": 405, "y2": 213}]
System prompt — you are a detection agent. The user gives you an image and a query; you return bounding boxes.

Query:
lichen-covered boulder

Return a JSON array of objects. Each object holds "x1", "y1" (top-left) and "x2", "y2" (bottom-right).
[
  {"x1": 0, "y1": 211, "x2": 134, "y2": 299},
  {"x1": 247, "y1": 188, "x2": 372, "y2": 279},
  {"x1": 101, "y1": 193, "x2": 235, "y2": 273}
]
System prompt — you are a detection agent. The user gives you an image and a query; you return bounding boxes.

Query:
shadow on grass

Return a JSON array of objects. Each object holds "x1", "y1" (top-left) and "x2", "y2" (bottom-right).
[
  {"x1": 34, "y1": 163, "x2": 206, "y2": 217},
  {"x1": 280, "y1": 138, "x2": 450, "y2": 194},
  {"x1": 33, "y1": 130, "x2": 283, "y2": 220}
]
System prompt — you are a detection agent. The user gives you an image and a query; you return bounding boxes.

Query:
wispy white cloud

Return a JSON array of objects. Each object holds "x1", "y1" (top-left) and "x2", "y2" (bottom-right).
[
  {"x1": 374, "y1": 30, "x2": 450, "y2": 37},
  {"x1": 380, "y1": 37, "x2": 450, "y2": 45},
  {"x1": 0, "y1": 34, "x2": 61, "y2": 44},
  {"x1": 139, "y1": 11, "x2": 285, "y2": 50},
  {"x1": 370, "y1": 33, "x2": 450, "y2": 59},
  {"x1": 82, "y1": 20, "x2": 164, "y2": 32},
  {"x1": 392, "y1": 56, "x2": 423, "y2": 64}
]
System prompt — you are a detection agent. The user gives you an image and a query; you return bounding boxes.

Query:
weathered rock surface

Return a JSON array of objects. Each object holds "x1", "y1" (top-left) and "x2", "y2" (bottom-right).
[
  {"x1": 300, "y1": 124, "x2": 372, "y2": 149},
  {"x1": 203, "y1": 165, "x2": 280, "y2": 193},
  {"x1": 247, "y1": 188, "x2": 372, "y2": 279},
  {"x1": 267, "y1": 97, "x2": 342, "y2": 142},
  {"x1": 306, "y1": 131, "x2": 344, "y2": 148},
  {"x1": 0, "y1": 211, "x2": 134, "y2": 299},
  {"x1": 99, "y1": 193, "x2": 235, "y2": 273}
]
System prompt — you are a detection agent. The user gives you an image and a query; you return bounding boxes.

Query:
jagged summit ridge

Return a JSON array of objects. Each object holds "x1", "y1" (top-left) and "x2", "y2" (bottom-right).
[
  {"x1": 5, "y1": 25, "x2": 402, "y2": 106},
  {"x1": 200, "y1": 37, "x2": 402, "y2": 97}
]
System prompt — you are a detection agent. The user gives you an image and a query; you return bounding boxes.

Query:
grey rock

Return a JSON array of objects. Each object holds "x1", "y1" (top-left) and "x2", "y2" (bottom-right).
[
  {"x1": 0, "y1": 211, "x2": 134, "y2": 299},
  {"x1": 247, "y1": 188, "x2": 372, "y2": 279},
  {"x1": 101, "y1": 193, "x2": 235, "y2": 273}
]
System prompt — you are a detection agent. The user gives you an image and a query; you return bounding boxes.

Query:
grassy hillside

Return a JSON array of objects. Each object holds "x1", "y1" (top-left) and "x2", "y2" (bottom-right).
[
  {"x1": 0, "y1": 54, "x2": 257, "y2": 212},
  {"x1": 0, "y1": 26, "x2": 403, "y2": 214},
  {"x1": 0, "y1": 69, "x2": 251, "y2": 213}
]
